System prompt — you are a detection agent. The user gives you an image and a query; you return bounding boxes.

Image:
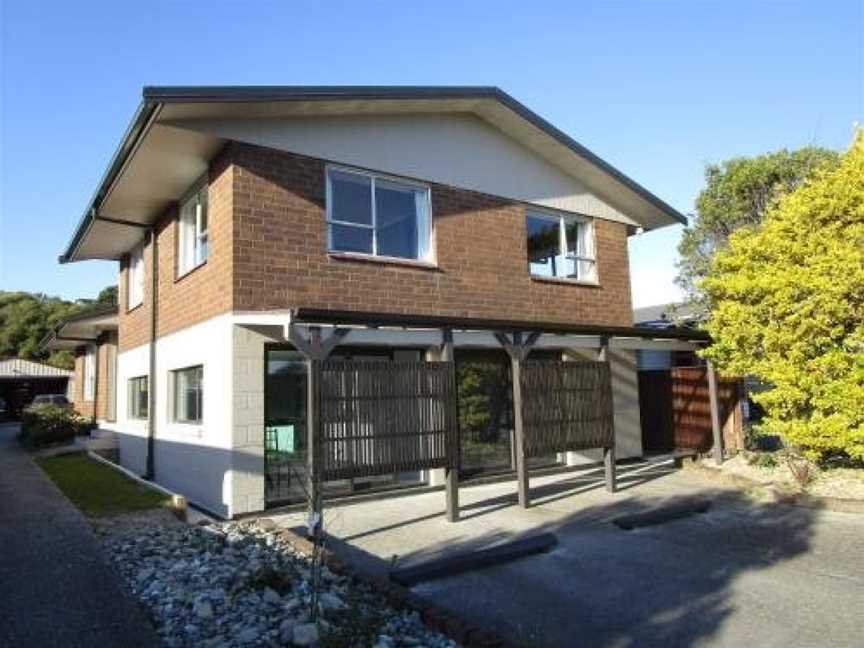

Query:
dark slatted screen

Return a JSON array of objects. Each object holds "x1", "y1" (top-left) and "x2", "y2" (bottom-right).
[
  {"x1": 520, "y1": 360, "x2": 614, "y2": 456},
  {"x1": 318, "y1": 361, "x2": 459, "y2": 481}
]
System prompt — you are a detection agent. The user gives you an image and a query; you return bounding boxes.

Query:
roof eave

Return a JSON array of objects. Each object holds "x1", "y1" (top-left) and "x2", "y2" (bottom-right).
[
  {"x1": 59, "y1": 98, "x2": 161, "y2": 264},
  {"x1": 60, "y1": 86, "x2": 687, "y2": 263}
]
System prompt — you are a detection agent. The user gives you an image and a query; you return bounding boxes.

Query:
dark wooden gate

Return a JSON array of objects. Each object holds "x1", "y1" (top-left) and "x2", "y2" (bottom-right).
[
  {"x1": 640, "y1": 367, "x2": 740, "y2": 452},
  {"x1": 317, "y1": 360, "x2": 459, "y2": 481}
]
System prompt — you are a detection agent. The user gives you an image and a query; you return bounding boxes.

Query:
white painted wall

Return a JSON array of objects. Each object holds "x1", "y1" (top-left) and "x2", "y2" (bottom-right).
[
  {"x1": 112, "y1": 315, "x2": 236, "y2": 517},
  {"x1": 167, "y1": 113, "x2": 637, "y2": 226},
  {"x1": 105, "y1": 312, "x2": 645, "y2": 518}
]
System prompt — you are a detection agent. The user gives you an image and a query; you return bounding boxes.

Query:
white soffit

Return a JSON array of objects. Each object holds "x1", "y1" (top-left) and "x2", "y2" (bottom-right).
[
  {"x1": 99, "y1": 123, "x2": 223, "y2": 224},
  {"x1": 74, "y1": 219, "x2": 147, "y2": 260},
  {"x1": 65, "y1": 90, "x2": 684, "y2": 262},
  {"x1": 153, "y1": 97, "x2": 679, "y2": 228},
  {"x1": 161, "y1": 112, "x2": 637, "y2": 226}
]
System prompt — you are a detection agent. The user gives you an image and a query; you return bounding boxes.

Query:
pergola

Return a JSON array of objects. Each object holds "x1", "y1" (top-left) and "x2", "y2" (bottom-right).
[{"x1": 280, "y1": 308, "x2": 720, "y2": 526}]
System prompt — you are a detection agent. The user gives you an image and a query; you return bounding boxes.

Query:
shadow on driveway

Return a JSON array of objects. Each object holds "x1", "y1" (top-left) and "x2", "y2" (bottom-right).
[{"x1": 320, "y1": 467, "x2": 864, "y2": 647}]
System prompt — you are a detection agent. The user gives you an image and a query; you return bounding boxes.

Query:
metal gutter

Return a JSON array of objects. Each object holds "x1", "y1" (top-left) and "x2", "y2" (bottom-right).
[
  {"x1": 59, "y1": 99, "x2": 162, "y2": 263},
  {"x1": 145, "y1": 227, "x2": 158, "y2": 480}
]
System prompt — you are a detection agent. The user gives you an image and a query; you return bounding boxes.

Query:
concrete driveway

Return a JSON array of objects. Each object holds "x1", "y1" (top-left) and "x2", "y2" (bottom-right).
[
  {"x1": 271, "y1": 459, "x2": 864, "y2": 647},
  {"x1": 0, "y1": 423, "x2": 159, "y2": 648}
]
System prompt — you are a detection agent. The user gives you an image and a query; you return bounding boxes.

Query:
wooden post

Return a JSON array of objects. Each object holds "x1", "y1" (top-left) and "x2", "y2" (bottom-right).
[
  {"x1": 604, "y1": 446, "x2": 616, "y2": 493},
  {"x1": 306, "y1": 357, "x2": 322, "y2": 537},
  {"x1": 510, "y1": 344, "x2": 530, "y2": 508},
  {"x1": 441, "y1": 329, "x2": 459, "y2": 522},
  {"x1": 599, "y1": 334, "x2": 616, "y2": 492},
  {"x1": 286, "y1": 323, "x2": 350, "y2": 537},
  {"x1": 707, "y1": 360, "x2": 724, "y2": 465},
  {"x1": 597, "y1": 334, "x2": 609, "y2": 362},
  {"x1": 495, "y1": 331, "x2": 539, "y2": 509}
]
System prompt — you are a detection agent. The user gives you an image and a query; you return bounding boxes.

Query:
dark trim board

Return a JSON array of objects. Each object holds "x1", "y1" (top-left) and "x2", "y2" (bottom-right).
[{"x1": 294, "y1": 308, "x2": 710, "y2": 342}]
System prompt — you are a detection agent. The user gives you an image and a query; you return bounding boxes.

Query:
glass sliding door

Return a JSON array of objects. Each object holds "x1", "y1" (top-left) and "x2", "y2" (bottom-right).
[
  {"x1": 264, "y1": 348, "x2": 308, "y2": 504},
  {"x1": 264, "y1": 345, "x2": 429, "y2": 506},
  {"x1": 456, "y1": 350, "x2": 515, "y2": 478}
]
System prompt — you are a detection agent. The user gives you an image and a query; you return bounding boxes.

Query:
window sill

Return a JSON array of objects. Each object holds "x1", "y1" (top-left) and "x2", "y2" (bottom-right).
[
  {"x1": 328, "y1": 252, "x2": 439, "y2": 271},
  {"x1": 175, "y1": 259, "x2": 207, "y2": 283},
  {"x1": 126, "y1": 302, "x2": 143, "y2": 315},
  {"x1": 530, "y1": 275, "x2": 600, "y2": 288}
]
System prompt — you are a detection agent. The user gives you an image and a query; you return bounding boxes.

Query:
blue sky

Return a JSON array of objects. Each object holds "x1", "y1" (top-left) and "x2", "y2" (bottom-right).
[{"x1": 1, "y1": 1, "x2": 861, "y2": 307}]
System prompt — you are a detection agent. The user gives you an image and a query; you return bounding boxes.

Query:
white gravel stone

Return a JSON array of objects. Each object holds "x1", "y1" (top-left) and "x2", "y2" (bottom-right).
[
  {"x1": 99, "y1": 518, "x2": 459, "y2": 647},
  {"x1": 291, "y1": 622, "x2": 319, "y2": 646}
]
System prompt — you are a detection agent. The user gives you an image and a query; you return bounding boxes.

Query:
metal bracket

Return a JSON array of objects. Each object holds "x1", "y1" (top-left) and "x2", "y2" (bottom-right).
[{"x1": 286, "y1": 324, "x2": 350, "y2": 361}]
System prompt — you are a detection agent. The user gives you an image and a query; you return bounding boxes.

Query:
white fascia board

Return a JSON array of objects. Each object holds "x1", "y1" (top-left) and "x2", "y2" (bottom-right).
[{"x1": 610, "y1": 338, "x2": 703, "y2": 352}]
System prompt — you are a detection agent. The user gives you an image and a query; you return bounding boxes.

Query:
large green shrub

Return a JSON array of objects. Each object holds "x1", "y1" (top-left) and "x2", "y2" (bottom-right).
[
  {"x1": 702, "y1": 131, "x2": 864, "y2": 460},
  {"x1": 19, "y1": 404, "x2": 93, "y2": 449}
]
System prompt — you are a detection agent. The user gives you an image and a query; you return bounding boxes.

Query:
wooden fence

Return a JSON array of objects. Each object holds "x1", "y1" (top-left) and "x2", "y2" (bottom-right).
[
  {"x1": 639, "y1": 366, "x2": 741, "y2": 452},
  {"x1": 317, "y1": 360, "x2": 459, "y2": 481},
  {"x1": 519, "y1": 360, "x2": 615, "y2": 456}
]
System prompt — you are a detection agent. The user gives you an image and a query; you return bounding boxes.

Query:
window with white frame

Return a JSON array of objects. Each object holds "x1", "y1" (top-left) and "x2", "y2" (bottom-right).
[
  {"x1": 83, "y1": 346, "x2": 96, "y2": 401},
  {"x1": 525, "y1": 210, "x2": 596, "y2": 281},
  {"x1": 127, "y1": 244, "x2": 145, "y2": 309},
  {"x1": 171, "y1": 365, "x2": 203, "y2": 424},
  {"x1": 326, "y1": 167, "x2": 432, "y2": 261},
  {"x1": 178, "y1": 185, "x2": 208, "y2": 276},
  {"x1": 128, "y1": 376, "x2": 148, "y2": 419}
]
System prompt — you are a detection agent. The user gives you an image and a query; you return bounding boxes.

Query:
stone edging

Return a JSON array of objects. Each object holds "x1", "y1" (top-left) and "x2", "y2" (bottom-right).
[
  {"x1": 261, "y1": 520, "x2": 514, "y2": 648},
  {"x1": 686, "y1": 462, "x2": 864, "y2": 514}
]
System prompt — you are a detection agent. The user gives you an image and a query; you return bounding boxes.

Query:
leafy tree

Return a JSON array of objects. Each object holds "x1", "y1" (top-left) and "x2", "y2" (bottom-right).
[
  {"x1": 701, "y1": 131, "x2": 864, "y2": 460},
  {"x1": 97, "y1": 285, "x2": 118, "y2": 305},
  {"x1": 677, "y1": 146, "x2": 839, "y2": 302},
  {"x1": 0, "y1": 290, "x2": 109, "y2": 369}
]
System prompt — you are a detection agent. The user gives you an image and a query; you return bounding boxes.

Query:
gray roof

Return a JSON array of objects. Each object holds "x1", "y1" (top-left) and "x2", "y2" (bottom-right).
[
  {"x1": 0, "y1": 358, "x2": 73, "y2": 379},
  {"x1": 60, "y1": 85, "x2": 687, "y2": 263},
  {"x1": 633, "y1": 302, "x2": 702, "y2": 326}
]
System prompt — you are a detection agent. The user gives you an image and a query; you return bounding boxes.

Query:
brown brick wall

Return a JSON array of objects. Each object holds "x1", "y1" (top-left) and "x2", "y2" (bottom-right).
[
  {"x1": 71, "y1": 349, "x2": 92, "y2": 419},
  {"x1": 117, "y1": 149, "x2": 234, "y2": 352},
  {"x1": 229, "y1": 143, "x2": 634, "y2": 326},
  {"x1": 71, "y1": 333, "x2": 116, "y2": 421},
  {"x1": 115, "y1": 140, "x2": 635, "y2": 351}
]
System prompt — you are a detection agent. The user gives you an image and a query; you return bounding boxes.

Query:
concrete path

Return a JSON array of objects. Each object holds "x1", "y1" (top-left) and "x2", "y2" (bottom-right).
[
  {"x1": 0, "y1": 423, "x2": 159, "y2": 648},
  {"x1": 272, "y1": 459, "x2": 864, "y2": 647}
]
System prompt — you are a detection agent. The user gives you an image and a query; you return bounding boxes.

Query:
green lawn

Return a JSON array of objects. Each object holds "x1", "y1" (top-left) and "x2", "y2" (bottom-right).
[{"x1": 36, "y1": 453, "x2": 168, "y2": 517}]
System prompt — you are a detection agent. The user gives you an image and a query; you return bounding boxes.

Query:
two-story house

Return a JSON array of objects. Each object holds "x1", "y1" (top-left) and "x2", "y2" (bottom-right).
[{"x1": 48, "y1": 86, "x2": 693, "y2": 518}]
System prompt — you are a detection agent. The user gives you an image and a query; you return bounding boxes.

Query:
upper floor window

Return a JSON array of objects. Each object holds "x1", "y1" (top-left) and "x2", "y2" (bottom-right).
[
  {"x1": 326, "y1": 167, "x2": 431, "y2": 261},
  {"x1": 526, "y1": 210, "x2": 596, "y2": 282},
  {"x1": 127, "y1": 244, "x2": 145, "y2": 309},
  {"x1": 178, "y1": 185, "x2": 208, "y2": 276}
]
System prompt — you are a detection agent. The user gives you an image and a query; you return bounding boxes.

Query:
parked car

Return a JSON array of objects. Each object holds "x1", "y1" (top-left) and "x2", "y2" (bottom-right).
[{"x1": 29, "y1": 394, "x2": 72, "y2": 409}]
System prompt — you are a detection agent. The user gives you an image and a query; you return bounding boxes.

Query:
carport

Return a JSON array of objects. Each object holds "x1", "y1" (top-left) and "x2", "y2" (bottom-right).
[
  {"x1": 279, "y1": 308, "x2": 721, "y2": 524},
  {"x1": 0, "y1": 358, "x2": 73, "y2": 418}
]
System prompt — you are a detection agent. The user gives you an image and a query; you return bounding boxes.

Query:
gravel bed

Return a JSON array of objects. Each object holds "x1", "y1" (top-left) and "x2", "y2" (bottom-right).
[
  {"x1": 99, "y1": 516, "x2": 458, "y2": 648},
  {"x1": 699, "y1": 454, "x2": 864, "y2": 500}
]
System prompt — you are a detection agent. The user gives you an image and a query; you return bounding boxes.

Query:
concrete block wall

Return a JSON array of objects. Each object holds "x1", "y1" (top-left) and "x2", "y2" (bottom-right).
[{"x1": 230, "y1": 324, "x2": 282, "y2": 515}]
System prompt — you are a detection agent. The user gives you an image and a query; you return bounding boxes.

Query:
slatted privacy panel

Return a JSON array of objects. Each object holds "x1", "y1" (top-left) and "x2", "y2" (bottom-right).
[
  {"x1": 318, "y1": 360, "x2": 459, "y2": 481},
  {"x1": 520, "y1": 360, "x2": 614, "y2": 456}
]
